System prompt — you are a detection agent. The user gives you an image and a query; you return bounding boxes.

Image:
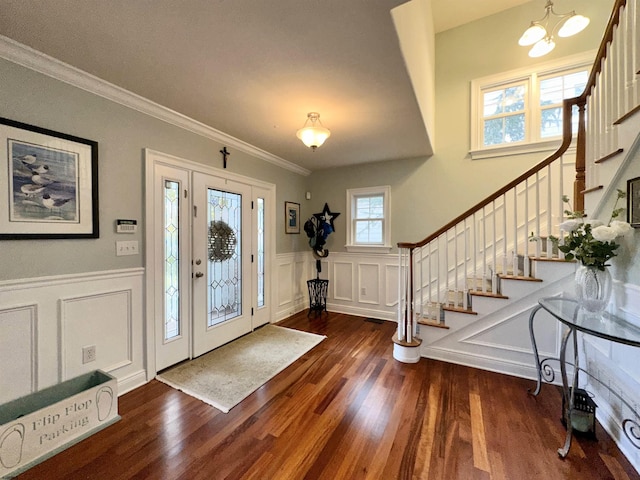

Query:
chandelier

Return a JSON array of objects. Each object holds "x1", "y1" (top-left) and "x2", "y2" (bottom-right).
[{"x1": 518, "y1": 0, "x2": 590, "y2": 58}]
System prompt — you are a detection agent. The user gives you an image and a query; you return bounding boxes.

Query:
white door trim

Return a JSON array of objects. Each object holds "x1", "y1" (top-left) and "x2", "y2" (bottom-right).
[{"x1": 144, "y1": 148, "x2": 276, "y2": 379}]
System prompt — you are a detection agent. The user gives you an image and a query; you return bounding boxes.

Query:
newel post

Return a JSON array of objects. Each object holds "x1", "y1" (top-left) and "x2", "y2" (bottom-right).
[
  {"x1": 574, "y1": 100, "x2": 587, "y2": 213},
  {"x1": 393, "y1": 245, "x2": 422, "y2": 363}
]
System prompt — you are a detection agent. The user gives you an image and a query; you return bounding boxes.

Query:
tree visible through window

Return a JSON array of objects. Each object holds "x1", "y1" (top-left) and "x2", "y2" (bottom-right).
[
  {"x1": 471, "y1": 52, "x2": 593, "y2": 158},
  {"x1": 483, "y1": 84, "x2": 526, "y2": 146}
]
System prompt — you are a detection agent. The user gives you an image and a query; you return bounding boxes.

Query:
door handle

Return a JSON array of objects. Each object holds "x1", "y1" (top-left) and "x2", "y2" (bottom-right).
[{"x1": 195, "y1": 271, "x2": 204, "y2": 278}]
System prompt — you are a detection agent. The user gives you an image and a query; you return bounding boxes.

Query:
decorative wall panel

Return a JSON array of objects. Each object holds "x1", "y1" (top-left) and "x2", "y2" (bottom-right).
[
  {"x1": 358, "y1": 263, "x2": 380, "y2": 304},
  {"x1": 0, "y1": 268, "x2": 145, "y2": 402},
  {"x1": 333, "y1": 262, "x2": 354, "y2": 302},
  {"x1": 0, "y1": 304, "x2": 37, "y2": 403},
  {"x1": 60, "y1": 290, "x2": 133, "y2": 379}
]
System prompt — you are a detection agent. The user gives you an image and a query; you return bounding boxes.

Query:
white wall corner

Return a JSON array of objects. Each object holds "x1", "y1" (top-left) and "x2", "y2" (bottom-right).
[{"x1": 391, "y1": 0, "x2": 435, "y2": 154}]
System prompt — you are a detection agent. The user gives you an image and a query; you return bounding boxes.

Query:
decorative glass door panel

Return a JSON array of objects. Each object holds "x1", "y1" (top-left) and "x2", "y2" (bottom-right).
[
  {"x1": 256, "y1": 197, "x2": 265, "y2": 308},
  {"x1": 251, "y1": 186, "x2": 271, "y2": 328},
  {"x1": 206, "y1": 188, "x2": 242, "y2": 326},
  {"x1": 164, "y1": 180, "x2": 181, "y2": 339}
]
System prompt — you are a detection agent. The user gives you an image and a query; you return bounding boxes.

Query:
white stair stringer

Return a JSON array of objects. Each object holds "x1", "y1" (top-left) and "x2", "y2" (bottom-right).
[
  {"x1": 420, "y1": 259, "x2": 575, "y2": 381},
  {"x1": 585, "y1": 112, "x2": 640, "y2": 218}
]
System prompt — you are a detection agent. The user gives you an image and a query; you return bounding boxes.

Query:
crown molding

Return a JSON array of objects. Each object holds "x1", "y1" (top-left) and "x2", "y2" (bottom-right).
[{"x1": 0, "y1": 35, "x2": 311, "y2": 177}]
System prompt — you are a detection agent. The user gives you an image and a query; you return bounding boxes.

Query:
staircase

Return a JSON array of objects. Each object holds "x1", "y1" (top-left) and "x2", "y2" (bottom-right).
[{"x1": 393, "y1": 0, "x2": 640, "y2": 372}]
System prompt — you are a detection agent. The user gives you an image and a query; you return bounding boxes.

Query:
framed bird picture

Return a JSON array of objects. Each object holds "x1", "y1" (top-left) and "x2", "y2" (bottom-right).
[{"x1": 0, "y1": 117, "x2": 99, "y2": 239}]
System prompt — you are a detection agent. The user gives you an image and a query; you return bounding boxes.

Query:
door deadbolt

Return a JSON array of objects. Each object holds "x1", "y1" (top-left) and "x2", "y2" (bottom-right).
[{"x1": 195, "y1": 259, "x2": 202, "y2": 265}]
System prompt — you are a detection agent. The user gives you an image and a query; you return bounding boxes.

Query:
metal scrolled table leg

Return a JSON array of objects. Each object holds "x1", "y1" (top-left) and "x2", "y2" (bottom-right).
[
  {"x1": 528, "y1": 305, "x2": 544, "y2": 396},
  {"x1": 558, "y1": 325, "x2": 577, "y2": 458}
]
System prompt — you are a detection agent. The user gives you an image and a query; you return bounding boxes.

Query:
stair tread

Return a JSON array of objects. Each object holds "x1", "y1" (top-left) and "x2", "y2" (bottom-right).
[
  {"x1": 529, "y1": 256, "x2": 575, "y2": 263},
  {"x1": 498, "y1": 274, "x2": 543, "y2": 282},
  {"x1": 417, "y1": 319, "x2": 450, "y2": 329},
  {"x1": 469, "y1": 290, "x2": 509, "y2": 299},
  {"x1": 442, "y1": 305, "x2": 478, "y2": 315}
]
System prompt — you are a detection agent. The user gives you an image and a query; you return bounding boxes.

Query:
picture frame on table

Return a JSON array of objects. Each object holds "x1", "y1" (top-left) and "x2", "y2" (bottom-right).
[
  {"x1": 285, "y1": 201, "x2": 300, "y2": 234},
  {"x1": 0, "y1": 117, "x2": 99, "y2": 239},
  {"x1": 628, "y1": 176, "x2": 640, "y2": 228}
]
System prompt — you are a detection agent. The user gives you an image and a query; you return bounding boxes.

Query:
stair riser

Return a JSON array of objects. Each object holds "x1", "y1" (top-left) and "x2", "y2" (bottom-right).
[
  {"x1": 532, "y1": 260, "x2": 576, "y2": 281},
  {"x1": 496, "y1": 278, "x2": 543, "y2": 300},
  {"x1": 470, "y1": 295, "x2": 509, "y2": 314}
]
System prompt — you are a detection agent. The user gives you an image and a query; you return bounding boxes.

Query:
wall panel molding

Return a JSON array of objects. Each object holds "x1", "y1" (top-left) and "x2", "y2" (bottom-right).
[
  {"x1": 59, "y1": 289, "x2": 134, "y2": 381},
  {"x1": 358, "y1": 263, "x2": 380, "y2": 305},
  {"x1": 0, "y1": 268, "x2": 145, "y2": 400},
  {"x1": 384, "y1": 264, "x2": 399, "y2": 308},
  {"x1": 0, "y1": 303, "x2": 38, "y2": 402},
  {"x1": 0, "y1": 267, "x2": 144, "y2": 291},
  {"x1": 333, "y1": 262, "x2": 354, "y2": 302}
]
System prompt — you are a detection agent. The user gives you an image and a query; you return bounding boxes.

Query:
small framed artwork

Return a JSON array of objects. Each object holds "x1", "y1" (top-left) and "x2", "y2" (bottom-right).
[
  {"x1": 0, "y1": 117, "x2": 99, "y2": 239},
  {"x1": 628, "y1": 176, "x2": 640, "y2": 228},
  {"x1": 285, "y1": 201, "x2": 300, "y2": 234}
]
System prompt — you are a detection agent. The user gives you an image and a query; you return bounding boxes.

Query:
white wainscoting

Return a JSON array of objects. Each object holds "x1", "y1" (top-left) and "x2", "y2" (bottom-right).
[
  {"x1": 274, "y1": 251, "x2": 400, "y2": 322},
  {"x1": 328, "y1": 252, "x2": 399, "y2": 320},
  {"x1": 583, "y1": 280, "x2": 640, "y2": 472},
  {"x1": 274, "y1": 252, "x2": 312, "y2": 321},
  {"x1": 0, "y1": 268, "x2": 146, "y2": 403}
]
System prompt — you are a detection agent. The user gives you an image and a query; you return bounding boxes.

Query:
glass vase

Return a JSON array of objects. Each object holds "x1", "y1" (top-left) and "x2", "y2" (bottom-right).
[{"x1": 574, "y1": 265, "x2": 612, "y2": 313}]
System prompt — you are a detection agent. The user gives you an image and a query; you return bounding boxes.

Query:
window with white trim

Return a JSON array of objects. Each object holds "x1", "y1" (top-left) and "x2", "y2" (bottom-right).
[
  {"x1": 470, "y1": 52, "x2": 593, "y2": 159},
  {"x1": 345, "y1": 186, "x2": 391, "y2": 253}
]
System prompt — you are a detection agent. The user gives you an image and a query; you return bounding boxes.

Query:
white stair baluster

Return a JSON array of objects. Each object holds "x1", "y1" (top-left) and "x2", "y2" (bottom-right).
[
  {"x1": 524, "y1": 179, "x2": 530, "y2": 278},
  {"x1": 502, "y1": 193, "x2": 508, "y2": 277}
]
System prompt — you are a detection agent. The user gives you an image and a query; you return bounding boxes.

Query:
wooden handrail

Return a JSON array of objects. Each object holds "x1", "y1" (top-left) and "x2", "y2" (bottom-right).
[
  {"x1": 398, "y1": 96, "x2": 580, "y2": 250},
  {"x1": 579, "y1": 0, "x2": 627, "y2": 103}
]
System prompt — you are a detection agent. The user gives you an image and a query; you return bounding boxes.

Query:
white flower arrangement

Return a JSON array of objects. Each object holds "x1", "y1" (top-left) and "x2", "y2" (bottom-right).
[{"x1": 531, "y1": 190, "x2": 632, "y2": 270}]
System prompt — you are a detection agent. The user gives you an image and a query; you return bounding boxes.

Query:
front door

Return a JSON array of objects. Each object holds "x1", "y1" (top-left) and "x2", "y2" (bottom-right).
[
  {"x1": 148, "y1": 150, "x2": 274, "y2": 373},
  {"x1": 192, "y1": 173, "x2": 253, "y2": 356}
]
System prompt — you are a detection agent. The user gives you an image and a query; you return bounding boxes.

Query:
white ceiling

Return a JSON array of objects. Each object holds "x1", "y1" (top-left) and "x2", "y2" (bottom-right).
[{"x1": 0, "y1": 0, "x2": 531, "y2": 172}]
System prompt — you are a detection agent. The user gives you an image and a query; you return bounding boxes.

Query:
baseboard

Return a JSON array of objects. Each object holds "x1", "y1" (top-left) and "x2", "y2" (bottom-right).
[
  {"x1": 325, "y1": 303, "x2": 396, "y2": 322},
  {"x1": 594, "y1": 397, "x2": 640, "y2": 474},
  {"x1": 422, "y1": 345, "x2": 563, "y2": 387},
  {"x1": 117, "y1": 369, "x2": 148, "y2": 396}
]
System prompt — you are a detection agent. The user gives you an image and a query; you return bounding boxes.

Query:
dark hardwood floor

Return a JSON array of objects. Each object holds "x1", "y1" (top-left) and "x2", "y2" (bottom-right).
[{"x1": 17, "y1": 311, "x2": 639, "y2": 479}]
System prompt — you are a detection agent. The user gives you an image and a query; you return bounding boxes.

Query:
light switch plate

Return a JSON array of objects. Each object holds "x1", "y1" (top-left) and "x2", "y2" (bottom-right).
[{"x1": 116, "y1": 240, "x2": 139, "y2": 256}]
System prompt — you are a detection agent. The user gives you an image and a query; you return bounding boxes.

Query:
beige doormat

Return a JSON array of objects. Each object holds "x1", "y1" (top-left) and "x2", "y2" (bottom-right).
[{"x1": 156, "y1": 325, "x2": 326, "y2": 413}]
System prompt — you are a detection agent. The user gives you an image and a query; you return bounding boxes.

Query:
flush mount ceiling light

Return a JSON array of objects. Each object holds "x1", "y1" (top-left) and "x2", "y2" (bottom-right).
[
  {"x1": 296, "y1": 112, "x2": 331, "y2": 151},
  {"x1": 519, "y1": 0, "x2": 590, "y2": 58}
]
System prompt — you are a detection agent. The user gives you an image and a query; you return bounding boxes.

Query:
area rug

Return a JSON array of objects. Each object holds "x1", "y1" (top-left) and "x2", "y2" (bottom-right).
[{"x1": 156, "y1": 325, "x2": 325, "y2": 413}]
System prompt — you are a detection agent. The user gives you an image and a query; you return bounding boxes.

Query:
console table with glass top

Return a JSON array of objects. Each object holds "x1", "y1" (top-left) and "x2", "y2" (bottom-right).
[{"x1": 528, "y1": 297, "x2": 640, "y2": 457}]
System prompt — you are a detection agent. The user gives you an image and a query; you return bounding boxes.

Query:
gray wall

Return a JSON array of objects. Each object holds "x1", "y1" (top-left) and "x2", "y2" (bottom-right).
[
  {"x1": 0, "y1": 58, "x2": 309, "y2": 281},
  {"x1": 309, "y1": 0, "x2": 613, "y2": 253}
]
